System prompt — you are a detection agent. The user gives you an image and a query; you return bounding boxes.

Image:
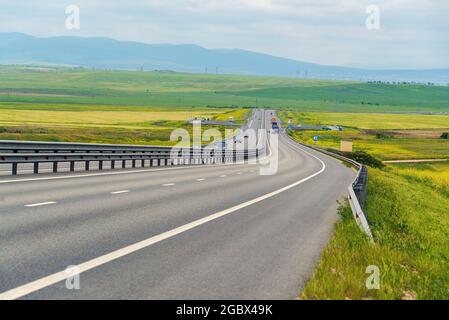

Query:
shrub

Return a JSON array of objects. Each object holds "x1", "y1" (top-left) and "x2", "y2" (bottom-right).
[
  {"x1": 375, "y1": 132, "x2": 392, "y2": 140},
  {"x1": 330, "y1": 149, "x2": 384, "y2": 169}
]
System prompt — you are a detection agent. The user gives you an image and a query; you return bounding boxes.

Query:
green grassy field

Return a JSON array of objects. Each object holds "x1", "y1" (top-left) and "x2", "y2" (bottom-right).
[
  {"x1": 0, "y1": 65, "x2": 262, "y2": 144},
  {"x1": 1, "y1": 65, "x2": 449, "y2": 112},
  {"x1": 301, "y1": 164, "x2": 449, "y2": 300},
  {"x1": 1, "y1": 65, "x2": 448, "y2": 144}
]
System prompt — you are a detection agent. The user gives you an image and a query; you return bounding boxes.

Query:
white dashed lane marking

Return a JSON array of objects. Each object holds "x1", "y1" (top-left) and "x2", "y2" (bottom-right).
[
  {"x1": 24, "y1": 202, "x2": 57, "y2": 208},
  {"x1": 110, "y1": 190, "x2": 131, "y2": 195},
  {"x1": 162, "y1": 183, "x2": 176, "y2": 187}
]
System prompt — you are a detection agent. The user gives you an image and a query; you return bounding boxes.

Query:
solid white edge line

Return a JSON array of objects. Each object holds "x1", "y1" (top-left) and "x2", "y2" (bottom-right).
[
  {"x1": 24, "y1": 201, "x2": 57, "y2": 208},
  {"x1": 0, "y1": 143, "x2": 326, "y2": 300}
]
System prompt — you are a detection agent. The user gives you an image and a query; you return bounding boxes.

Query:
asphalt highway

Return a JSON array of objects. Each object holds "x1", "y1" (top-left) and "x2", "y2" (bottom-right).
[{"x1": 0, "y1": 109, "x2": 355, "y2": 300}]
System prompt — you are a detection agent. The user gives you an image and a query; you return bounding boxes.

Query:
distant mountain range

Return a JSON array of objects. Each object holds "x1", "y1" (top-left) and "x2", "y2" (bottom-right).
[{"x1": 1, "y1": 32, "x2": 448, "y2": 83}]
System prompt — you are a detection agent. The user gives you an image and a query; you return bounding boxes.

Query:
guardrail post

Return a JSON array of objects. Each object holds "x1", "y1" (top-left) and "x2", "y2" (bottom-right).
[
  {"x1": 12, "y1": 163, "x2": 18, "y2": 175},
  {"x1": 53, "y1": 162, "x2": 58, "y2": 173},
  {"x1": 354, "y1": 166, "x2": 368, "y2": 213},
  {"x1": 111, "y1": 160, "x2": 115, "y2": 169},
  {"x1": 122, "y1": 160, "x2": 126, "y2": 169},
  {"x1": 70, "y1": 161, "x2": 75, "y2": 172},
  {"x1": 85, "y1": 161, "x2": 90, "y2": 171},
  {"x1": 141, "y1": 159, "x2": 145, "y2": 167},
  {"x1": 132, "y1": 159, "x2": 136, "y2": 168},
  {"x1": 99, "y1": 160, "x2": 103, "y2": 171},
  {"x1": 34, "y1": 162, "x2": 39, "y2": 174}
]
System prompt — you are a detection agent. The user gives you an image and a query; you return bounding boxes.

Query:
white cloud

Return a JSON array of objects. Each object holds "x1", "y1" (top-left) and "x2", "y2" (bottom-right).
[{"x1": 0, "y1": 0, "x2": 447, "y2": 68}]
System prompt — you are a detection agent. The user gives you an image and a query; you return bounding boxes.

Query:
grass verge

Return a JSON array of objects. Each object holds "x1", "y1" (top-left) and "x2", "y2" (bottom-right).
[{"x1": 301, "y1": 166, "x2": 449, "y2": 300}]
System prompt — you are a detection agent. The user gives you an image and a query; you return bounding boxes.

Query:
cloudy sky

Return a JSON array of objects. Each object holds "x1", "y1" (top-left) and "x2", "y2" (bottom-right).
[{"x1": 1, "y1": 0, "x2": 448, "y2": 69}]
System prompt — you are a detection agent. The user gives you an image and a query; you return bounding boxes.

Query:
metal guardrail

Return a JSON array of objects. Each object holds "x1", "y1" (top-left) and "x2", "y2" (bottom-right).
[
  {"x1": 285, "y1": 132, "x2": 374, "y2": 241},
  {"x1": 0, "y1": 140, "x2": 264, "y2": 176}
]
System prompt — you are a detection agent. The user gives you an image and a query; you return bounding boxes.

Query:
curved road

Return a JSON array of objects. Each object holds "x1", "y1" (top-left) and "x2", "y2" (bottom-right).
[{"x1": 0, "y1": 110, "x2": 355, "y2": 300}]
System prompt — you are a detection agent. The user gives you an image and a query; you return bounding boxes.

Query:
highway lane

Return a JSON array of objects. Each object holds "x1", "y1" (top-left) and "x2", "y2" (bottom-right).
[{"x1": 0, "y1": 109, "x2": 355, "y2": 299}]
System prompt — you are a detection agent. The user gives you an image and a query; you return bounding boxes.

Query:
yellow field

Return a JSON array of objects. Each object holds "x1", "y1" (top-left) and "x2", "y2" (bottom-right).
[
  {"x1": 284, "y1": 112, "x2": 449, "y2": 130},
  {"x1": 390, "y1": 163, "x2": 449, "y2": 195},
  {"x1": 0, "y1": 109, "x2": 232, "y2": 129},
  {"x1": 283, "y1": 111, "x2": 449, "y2": 161}
]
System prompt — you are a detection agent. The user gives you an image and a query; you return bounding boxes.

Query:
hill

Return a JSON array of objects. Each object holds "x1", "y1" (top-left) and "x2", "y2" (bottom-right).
[{"x1": 1, "y1": 32, "x2": 448, "y2": 83}]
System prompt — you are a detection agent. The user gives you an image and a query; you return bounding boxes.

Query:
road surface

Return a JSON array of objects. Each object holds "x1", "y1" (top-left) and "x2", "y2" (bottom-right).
[{"x1": 0, "y1": 110, "x2": 355, "y2": 300}]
